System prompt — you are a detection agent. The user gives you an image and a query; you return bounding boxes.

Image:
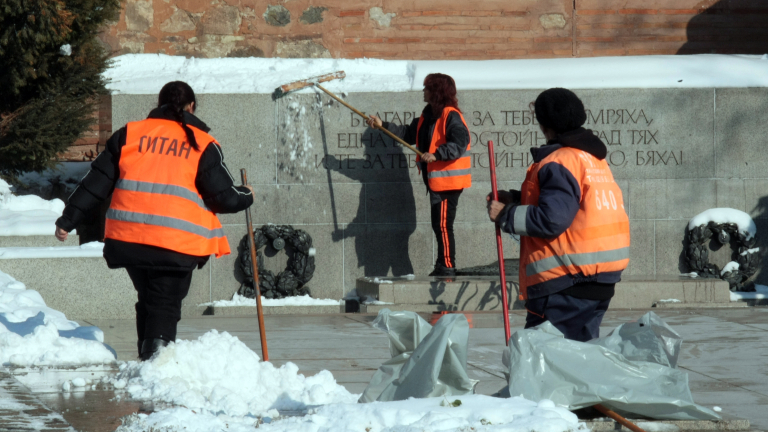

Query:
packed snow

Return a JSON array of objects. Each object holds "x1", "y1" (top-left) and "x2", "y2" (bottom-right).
[
  {"x1": 106, "y1": 330, "x2": 358, "y2": 417},
  {"x1": 201, "y1": 293, "x2": 341, "y2": 307},
  {"x1": 104, "y1": 54, "x2": 768, "y2": 95},
  {"x1": 0, "y1": 270, "x2": 116, "y2": 367},
  {"x1": 0, "y1": 242, "x2": 104, "y2": 259},
  {"x1": 731, "y1": 284, "x2": 768, "y2": 301},
  {"x1": 0, "y1": 178, "x2": 66, "y2": 236},
  {"x1": 688, "y1": 208, "x2": 757, "y2": 240}
]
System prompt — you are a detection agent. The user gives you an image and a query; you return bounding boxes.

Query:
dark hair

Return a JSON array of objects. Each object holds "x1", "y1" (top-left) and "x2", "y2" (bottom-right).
[
  {"x1": 158, "y1": 81, "x2": 199, "y2": 150},
  {"x1": 533, "y1": 88, "x2": 587, "y2": 134},
  {"x1": 423, "y1": 73, "x2": 459, "y2": 114}
]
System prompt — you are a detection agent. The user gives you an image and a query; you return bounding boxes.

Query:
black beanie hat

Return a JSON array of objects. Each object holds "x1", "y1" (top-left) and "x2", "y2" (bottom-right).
[{"x1": 534, "y1": 88, "x2": 587, "y2": 134}]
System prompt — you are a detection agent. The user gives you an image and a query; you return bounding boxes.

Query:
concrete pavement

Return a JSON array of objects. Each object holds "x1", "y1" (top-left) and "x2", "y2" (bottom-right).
[{"x1": 3, "y1": 307, "x2": 768, "y2": 431}]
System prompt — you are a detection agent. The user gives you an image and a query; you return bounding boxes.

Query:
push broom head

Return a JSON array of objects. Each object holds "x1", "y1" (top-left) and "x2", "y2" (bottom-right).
[{"x1": 273, "y1": 71, "x2": 346, "y2": 99}]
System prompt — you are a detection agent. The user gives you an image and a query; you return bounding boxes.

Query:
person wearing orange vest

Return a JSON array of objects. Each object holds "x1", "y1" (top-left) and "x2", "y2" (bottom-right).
[
  {"x1": 54, "y1": 81, "x2": 254, "y2": 360},
  {"x1": 367, "y1": 73, "x2": 471, "y2": 277},
  {"x1": 488, "y1": 88, "x2": 630, "y2": 342}
]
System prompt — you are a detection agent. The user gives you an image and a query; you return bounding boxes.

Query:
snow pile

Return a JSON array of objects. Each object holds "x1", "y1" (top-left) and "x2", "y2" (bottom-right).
[
  {"x1": 0, "y1": 241, "x2": 104, "y2": 259},
  {"x1": 0, "y1": 270, "x2": 116, "y2": 367},
  {"x1": 105, "y1": 55, "x2": 411, "y2": 95},
  {"x1": 720, "y1": 261, "x2": 740, "y2": 276},
  {"x1": 688, "y1": 208, "x2": 757, "y2": 240},
  {"x1": 108, "y1": 330, "x2": 357, "y2": 417},
  {"x1": 105, "y1": 54, "x2": 768, "y2": 95},
  {"x1": 202, "y1": 294, "x2": 340, "y2": 307},
  {"x1": 117, "y1": 395, "x2": 583, "y2": 432},
  {"x1": 731, "y1": 284, "x2": 768, "y2": 301},
  {"x1": 0, "y1": 178, "x2": 66, "y2": 236}
]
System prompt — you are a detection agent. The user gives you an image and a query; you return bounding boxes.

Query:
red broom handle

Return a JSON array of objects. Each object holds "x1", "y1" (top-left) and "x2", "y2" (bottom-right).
[{"x1": 488, "y1": 140, "x2": 511, "y2": 344}]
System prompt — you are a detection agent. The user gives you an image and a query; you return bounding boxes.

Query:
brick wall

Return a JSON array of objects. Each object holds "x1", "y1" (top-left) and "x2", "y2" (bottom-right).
[
  {"x1": 64, "y1": 96, "x2": 112, "y2": 162},
  {"x1": 98, "y1": 0, "x2": 768, "y2": 60},
  {"x1": 63, "y1": 0, "x2": 768, "y2": 160}
]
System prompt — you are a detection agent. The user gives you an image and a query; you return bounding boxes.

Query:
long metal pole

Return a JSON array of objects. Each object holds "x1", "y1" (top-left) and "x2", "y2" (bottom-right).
[
  {"x1": 315, "y1": 83, "x2": 423, "y2": 157},
  {"x1": 240, "y1": 169, "x2": 269, "y2": 361},
  {"x1": 488, "y1": 140, "x2": 511, "y2": 344}
]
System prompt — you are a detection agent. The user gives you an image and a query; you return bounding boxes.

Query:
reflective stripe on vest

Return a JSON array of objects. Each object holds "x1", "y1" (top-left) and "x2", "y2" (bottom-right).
[
  {"x1": 105, "y1": 118, "x2": 230, "y2": 258},
  {"x1": 518, "y1": 147, "x2": 630, "y2": 300},
  {"x1": 416, "y1": 107, "x2": 472, "y2": 191},
  {"x1": 115, "y1": 179, "x2": 208, "y2": 211},
  {"x1": 106, "y1": 209, "x2": 225, "y2": 239}
]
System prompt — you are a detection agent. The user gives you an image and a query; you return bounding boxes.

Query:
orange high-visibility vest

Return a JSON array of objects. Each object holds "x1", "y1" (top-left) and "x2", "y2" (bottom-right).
[
  {"x1": 104, "y1": 118, "x2": 230, "y2": 258},
  {"x1": 416, "y1": 107, "x2": 472, "y2": 191},
  {"x1": 518, "y1": 147, "x2": 630, "y2": 300}
]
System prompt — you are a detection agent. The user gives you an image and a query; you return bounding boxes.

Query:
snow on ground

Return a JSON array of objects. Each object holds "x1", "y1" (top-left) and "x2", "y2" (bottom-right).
[
  {"x1": 201, "y1": 293, "x2": 341, "y2": 307},
  {"x1": 0, "y1": 270, "x2": 116, "y2": 367},
  {"x1": 688, "y1": 208, "x2": 757, "y2": 240},
  {"x1": 105, "y1": 54, "x2": 768, "y2": 96},
  {"x1": 731, "y1": 284, "x2": 768, "y2": 301},
  {"x1": 0, "y1": 242, "x2": 104, "y2": 259},
  {"x1": 107, "y1": 329, "x2": 357, "y2": 418},
  {"x1": 117, "y1": 395, "x2": 583, "y2": 432},
  {"x1": 0, "y1": 178, "x2": 66, "y2": 236}
]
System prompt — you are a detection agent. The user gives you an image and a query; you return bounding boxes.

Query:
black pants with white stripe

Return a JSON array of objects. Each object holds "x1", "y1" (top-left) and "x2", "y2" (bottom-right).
[
  {"x1": 126, "y1": 267, "x2": 193, "y2": 354},
  {"x1": 429, "y1": 189, "x2": 462, "y2": 269}
]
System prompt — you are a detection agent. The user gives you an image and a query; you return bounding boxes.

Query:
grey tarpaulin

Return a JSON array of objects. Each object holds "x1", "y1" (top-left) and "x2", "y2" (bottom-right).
[
  {"x1": 359, "y1": 309, "x2": 477, "y2": 403},
  {"x1": 503, "y1": 312, "x2": 720, "y2": 420}
]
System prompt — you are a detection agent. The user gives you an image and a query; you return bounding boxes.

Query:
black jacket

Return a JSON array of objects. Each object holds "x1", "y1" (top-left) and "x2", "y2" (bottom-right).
[
  {"x1": 383, "y1": 105, "x2": 470, "y2": 188},
  {"x1": 56, "y1": 107, "x2": 254, "y2": 270}
]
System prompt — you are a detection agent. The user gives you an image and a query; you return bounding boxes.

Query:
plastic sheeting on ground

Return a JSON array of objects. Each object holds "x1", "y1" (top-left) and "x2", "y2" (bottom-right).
[
  {"x1": 503, "y1": 312, "x2": 720, "y2": 420},
  {"x1": 359, "y1": 309, "x2": 477, "y2": 402}
]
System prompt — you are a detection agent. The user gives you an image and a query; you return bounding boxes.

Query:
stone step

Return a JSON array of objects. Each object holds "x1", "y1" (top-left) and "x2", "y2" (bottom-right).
[
  {"x1": 0, "y1": 235, "x2": 80, "y2": 248},
  {"x1": 356, "y1": 275, "x2": 732, "y2": 311},
  {"x1": 584, "y1": 418, "x2": 749, "y2": 432},
  {"x1": 196, "y1": 304, "x2": 345, "y2": 316}
]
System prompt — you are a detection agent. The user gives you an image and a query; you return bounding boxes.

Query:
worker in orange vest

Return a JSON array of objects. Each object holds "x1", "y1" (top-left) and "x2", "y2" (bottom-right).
[
  {"x1": 487, "y1": 88, "x2": 630, "y2": 342},
  {"x1": 367, "y1": 73, "x2": 471, "y2": 277},
  {"x1": 55, "y1": 81, "x2": 254, "y2": 360}
]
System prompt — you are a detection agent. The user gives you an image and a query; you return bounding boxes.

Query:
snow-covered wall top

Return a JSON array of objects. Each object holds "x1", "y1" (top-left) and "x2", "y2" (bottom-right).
[{"x1": 105, "y1": 54, "x2": 768, "y2": 95}]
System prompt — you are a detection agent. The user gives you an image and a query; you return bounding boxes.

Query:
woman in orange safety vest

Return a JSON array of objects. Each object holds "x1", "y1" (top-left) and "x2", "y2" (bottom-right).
[
  {"x1": 55, "y1": 81, "x2": 254, "y2": 360},
  {"x1": 367, "y1": 73, "x2": 471, "y2": 277},
  {"x1": 487, "y1": 88, "x2": 630, "y2": 342}
]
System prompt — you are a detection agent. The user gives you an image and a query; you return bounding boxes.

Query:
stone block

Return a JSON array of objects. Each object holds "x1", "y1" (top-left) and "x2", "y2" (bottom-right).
[
  {"x1": 343, "y1": 223, "x2": 433, "y2": 293},
  {"x1": 452, "y1": 222, "x2": 521, "y2": 269},
  {"x1": 0, "y1": 257, "x2": 134, "y2": 319},
  {"x1": 195, "y1": 94, "x2": 276, "y2": 186},
  {"x1": 217, "y1": 182, "x2": 363, "y2": 226},
  {"x1": 715, "y1": 88, "x2": 768, "y2": 179},
  {"x1": 629, "y1": 179, "x2": 716, "y2": 220},
  {"x1": 715, "y1": 179, "x2": 746, "y2": 211},
  {"x1": 210, "y1": 224, "x2": 344, "y2": 303},
  {"x1": 654, "y1": 219, "x2": 690, "y2": 275},
  {"x1": 626, "y1": 219, "x2": 655, "y2": 276},
  {"x1": 363, "y1": 182, "x2": 430, "y2": 225},
  {"x1": 111, "y1": 95, "x2": 156, "y2": 131},
  {"x1": 274, "y1": 92, "x2": 425, "y2": 185}
]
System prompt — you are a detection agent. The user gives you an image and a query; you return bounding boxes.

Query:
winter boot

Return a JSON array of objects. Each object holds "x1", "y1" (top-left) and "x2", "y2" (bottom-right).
[
  {"x1": 429, "y1": 265, "x2": 456, "y2": 277},
  {"x1": 140, "y1": 338, "x2": 169, "y2": 361}
]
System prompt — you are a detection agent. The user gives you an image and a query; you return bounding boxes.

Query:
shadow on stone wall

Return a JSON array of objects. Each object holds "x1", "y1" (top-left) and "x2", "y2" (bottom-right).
[
  {"x1": 678, "y1": 1, "x2": 768, "y2": 55},
  {"x1": 751, "y1": 196, "x2": 768, "y2": 286},
  {"x1": 322, "y1": 124, "x2": 417, "y2": 278}
]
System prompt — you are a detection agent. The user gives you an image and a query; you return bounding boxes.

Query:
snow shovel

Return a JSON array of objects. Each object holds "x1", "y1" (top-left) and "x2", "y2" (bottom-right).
[
  {"x1": 241, "y1": 169, "x2": 269, "y2": 362},
  {"x1": 487, "y1": 140, "x2": 511, "y2": 344},
  {"x1": 276, "y1": 72, "x2": 423, "y2": 157}
]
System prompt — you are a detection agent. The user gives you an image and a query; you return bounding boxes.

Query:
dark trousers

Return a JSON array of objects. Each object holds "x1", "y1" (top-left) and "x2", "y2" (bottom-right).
[
  {"x1": 430, "y1": 190, "x2": 461, "y2": 269},
  {"x1": 126, "y1": 267, "x2": 193, "y2": 348},
  {"x1": 524, "y1": 292, "x2": 611, "y2": 342}
]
